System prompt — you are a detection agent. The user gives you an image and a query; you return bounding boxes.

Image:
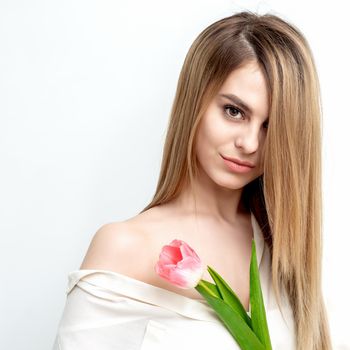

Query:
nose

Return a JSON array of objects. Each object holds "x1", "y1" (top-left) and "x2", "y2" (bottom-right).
[{"x1": 234, "y1": 125, "x2": 261, "y2": 153}]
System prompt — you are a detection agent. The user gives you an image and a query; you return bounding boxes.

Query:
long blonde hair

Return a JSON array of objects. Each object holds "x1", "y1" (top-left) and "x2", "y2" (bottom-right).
[{"x1": 139, "y1": 11, "x2": 332, "y2": 350}]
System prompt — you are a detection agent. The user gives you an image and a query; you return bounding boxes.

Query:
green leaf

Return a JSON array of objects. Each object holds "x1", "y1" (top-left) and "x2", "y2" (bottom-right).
[
  {"x1": 250, "y1": 239, "x2": 272, "y2": 350},
  {"x1": 199, "y1": 279, "x2": 221, "y2": 298},
  {"x1": 195, "y1": 283, "x2": 265, "y2": 350},
  {"x1": 206, "y1": 265, "x2": 252, "y2": 328}
]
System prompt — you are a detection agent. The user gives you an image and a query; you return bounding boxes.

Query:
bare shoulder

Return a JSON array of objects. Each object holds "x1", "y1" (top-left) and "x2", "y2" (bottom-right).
[
  {"x1": 79, "y1": 219, "x2": 152, "y2": 280},
  {"x1": 79, "y1": 206, "x2": 211, "y2": 300}
]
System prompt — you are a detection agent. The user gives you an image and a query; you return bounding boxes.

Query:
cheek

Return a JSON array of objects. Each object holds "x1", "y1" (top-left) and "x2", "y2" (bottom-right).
[
  {"x1": 195, "y1": 125, "x2": 220, "y2": 161},
  {"x1": 198, "y1": 112, "x2": 231, "y2": 147},
  {"x1": 255, "y1": 154, "x2": 265, "y2": 176}
]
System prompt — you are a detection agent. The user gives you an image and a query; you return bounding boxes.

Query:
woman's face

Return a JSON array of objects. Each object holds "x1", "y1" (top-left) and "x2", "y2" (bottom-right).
[{"x1": 194, "y1": 61, "x2": 269, "y2": 190}]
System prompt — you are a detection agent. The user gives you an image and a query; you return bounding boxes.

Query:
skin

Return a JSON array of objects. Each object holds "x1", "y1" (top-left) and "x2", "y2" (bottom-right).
[
  {"x1": 81, "y1": 60, "x2": 270, "y2": 309},
  {"x1": 139, "y1": 61, "x2": 269, "y2": 301},
  {"x1": 173, "y1": 60, "x2": 269, "y2": 225}
]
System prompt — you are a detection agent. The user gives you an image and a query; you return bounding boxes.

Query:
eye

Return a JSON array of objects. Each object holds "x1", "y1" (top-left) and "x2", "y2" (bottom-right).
[
  {"x1": 223, "y1": 104, "x2": 244, "y2": 120},
  {"x1": 263, "y1": 121, "x2": 269, "y2": 130}
]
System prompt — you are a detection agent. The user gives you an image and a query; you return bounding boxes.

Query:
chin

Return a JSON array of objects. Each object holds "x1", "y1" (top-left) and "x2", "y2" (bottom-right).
[{"x1": 213, "y1": 176, "x2": 253, "y2": 190}]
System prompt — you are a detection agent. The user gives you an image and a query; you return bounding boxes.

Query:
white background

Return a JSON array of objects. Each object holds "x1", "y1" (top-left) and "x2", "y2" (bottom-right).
[{"x1": 0, "y1": 1, "x2": 349, "y2": 349}]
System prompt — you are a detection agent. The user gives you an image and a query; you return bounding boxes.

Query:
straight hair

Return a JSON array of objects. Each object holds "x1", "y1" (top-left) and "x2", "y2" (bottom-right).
[{"x1": 139, "y1": 11, "x2": 332, "y2": 349}]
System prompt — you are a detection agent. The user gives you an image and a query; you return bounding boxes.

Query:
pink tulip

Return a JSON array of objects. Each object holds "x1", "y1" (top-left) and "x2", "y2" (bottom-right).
[{"x1": 155, "y1": 239, "x2": 204, "y2": 289}]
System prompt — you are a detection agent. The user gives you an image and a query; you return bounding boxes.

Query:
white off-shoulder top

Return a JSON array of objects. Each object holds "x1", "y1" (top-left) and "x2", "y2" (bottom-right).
[{"x1": 52, "y1": 212, "x2": 296, "y2": 350}]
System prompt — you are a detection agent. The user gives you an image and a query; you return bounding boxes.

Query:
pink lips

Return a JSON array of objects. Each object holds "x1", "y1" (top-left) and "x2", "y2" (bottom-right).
[
  {"x1": 221, "y1": 155, "x2": 255, "y2": 168},
  {"x1": 221, "y1": 155, "x2": 255, "y2": 174}
]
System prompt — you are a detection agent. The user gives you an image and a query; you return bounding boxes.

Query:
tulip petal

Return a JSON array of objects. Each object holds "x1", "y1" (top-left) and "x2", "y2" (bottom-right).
[
  {"x1": 167, "y1": 267, "x2": 191, "y2": 288},
  {"x1": 177, "y1": 256, "x2": 201, "y2": 270},
  {"x1": 180, "y1": 242, "x2": 201, "y2": 261},
  {"x1": 159, "y1": 245, "x2": 182, "y2": 264},
  {"x1": 169, "y1": 239, "x2": 184, "y2": 247},
  {"x1": 155, "y1": 239, "x2": 204, "y2": 289},
  {"x1": 154, "y1": 261, "x2": 175, "y2": 277}
]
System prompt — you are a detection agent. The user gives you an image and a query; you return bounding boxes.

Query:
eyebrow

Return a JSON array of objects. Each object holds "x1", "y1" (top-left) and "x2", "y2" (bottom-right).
[{"x1": 218, "y1": 93, "x2": 253, "y2": 114}]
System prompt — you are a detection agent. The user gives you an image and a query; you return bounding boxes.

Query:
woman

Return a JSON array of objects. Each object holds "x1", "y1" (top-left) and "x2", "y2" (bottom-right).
[{"x1": 53, "y1": 11, "x2": 333, "y2": 350}]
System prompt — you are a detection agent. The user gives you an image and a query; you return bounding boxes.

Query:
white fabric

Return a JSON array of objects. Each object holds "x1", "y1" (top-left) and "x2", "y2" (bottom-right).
[{"x1": 52, "y1": 212, "x2": 296, "y2": 349}]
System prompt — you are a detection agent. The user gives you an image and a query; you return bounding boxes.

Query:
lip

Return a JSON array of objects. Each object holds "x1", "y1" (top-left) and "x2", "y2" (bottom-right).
[
  {"x1": 221, "y1": 156, "x2": 255, "y2": 174},
  {"x1": 221, "y1": 155, "x2": 255, "y2": 168}
]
